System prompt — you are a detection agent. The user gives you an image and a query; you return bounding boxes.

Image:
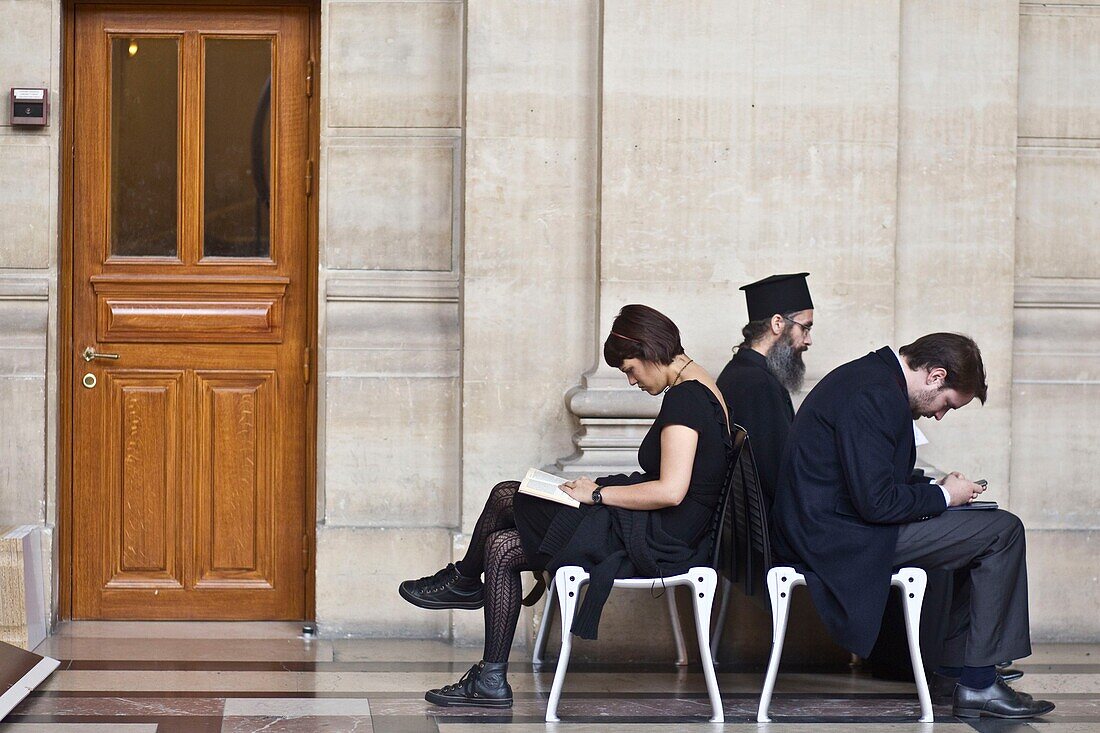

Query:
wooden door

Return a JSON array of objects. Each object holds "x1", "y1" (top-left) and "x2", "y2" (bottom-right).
[{"x1": 71, "y1": 5, "x2": 311, "y2": 619}]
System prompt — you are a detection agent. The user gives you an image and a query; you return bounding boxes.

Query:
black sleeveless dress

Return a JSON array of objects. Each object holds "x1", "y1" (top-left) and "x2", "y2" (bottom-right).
[{"x1": 513, "y1": 380, "x2": 731, "y2": 635}]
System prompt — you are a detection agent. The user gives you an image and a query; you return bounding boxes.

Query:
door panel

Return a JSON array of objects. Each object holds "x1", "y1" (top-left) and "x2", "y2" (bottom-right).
[
  {"x1": 72, "y1": 5, "x2": 309, "y2": 619},
  {"x1": 108, "y1": 372, "x2": 183, "y2": 587},
  {"x1": 195, "y1": 371, "x2": 275, "y2": 588}
]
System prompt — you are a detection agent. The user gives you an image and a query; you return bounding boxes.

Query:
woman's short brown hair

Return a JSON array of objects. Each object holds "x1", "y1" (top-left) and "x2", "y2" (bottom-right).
[
  {"x1": 603, "y1": 304, "x2": 685, "y2": 368},
  {"x1": 899, "y1": 332, "x2": 988, "y2": 403}
]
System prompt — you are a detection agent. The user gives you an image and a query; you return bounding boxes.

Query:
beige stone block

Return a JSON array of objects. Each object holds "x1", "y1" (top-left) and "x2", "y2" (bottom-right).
[
  {"x1": 0, "y1": 0, "x2": 53, "y2": 129},
  {"x1": 1011, "y1": 380, "x2": 1100, "y2": 529},
  {"x1": 325, "y1": 375, "x2": 459, "y2": 527},
  {"x1": 0, "y1": 377, "x2": 46, "y2": 525},
  {"x1": 0, "y1": 144, "x2": 52, "y2": 267},
  {"x1": 462, "y1": 275, "x2": 595, "y2": 382},
  {"x1": 1027, "y1": 530, "x2": 1100, "y2": 640},
  {"x1": 1020, "y1": 8, "x2": 1100, "y2": 139},
  {"x1": 0, "y1": 298, "x2": 48, "y2": 350},
  {"x1": 460, "y1": 379, "x2": 578, "y2": 531},
  {"x1": 602, "y1": 1, "x2": 899, "y2": 145},
  {"x1": 326, "y1": 2, "x2": 462, "y2": 128},
  {"x1": 1017, "y1": 148, "x2": 1100, "y2": 280},
  {"x1": 315, "y1": 526, "x2": 452, "y2": 637},
  {"x1": 601, "y1": 1, "x2": 752, "y2": 143},
  {"x1": 463, "y1": 138, "x2": 597, "y2": 280},
  {"x1": 325, "y1": 141, "x2": 457, "y2": 271},
  {"x1": 1015, "y1": 304, "x2": 1100, "y2": 357},
  {"x1": 900, "y1": 0, "x2": 1018, "y2": 148},
  {"x1": 326, "y1": 347, "x2": 459, "y2": 380},
  {"x1": 750, "y1": 0, "x2": 900, "y2": 145},
  {"x1": 598, "y1": 138, "x2": 898, "y2": 326},
  {"x1": 325, "y1": 300, "x2": 459, "y2": 353},
  {"x1": 466, "y1": 0, "x2": 598, "y2": 139}
]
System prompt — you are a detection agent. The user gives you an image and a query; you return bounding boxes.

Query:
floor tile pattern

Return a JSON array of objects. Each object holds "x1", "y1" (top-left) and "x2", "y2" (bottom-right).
[{"x1": 0, "y1": 623, "x2": 1095, "y2": 732}]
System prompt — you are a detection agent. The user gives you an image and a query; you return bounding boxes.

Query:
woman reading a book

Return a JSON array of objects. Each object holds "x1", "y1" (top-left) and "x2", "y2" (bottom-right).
[{"x1": 399, "y1": 304, "x2": 731, "y2": 708}]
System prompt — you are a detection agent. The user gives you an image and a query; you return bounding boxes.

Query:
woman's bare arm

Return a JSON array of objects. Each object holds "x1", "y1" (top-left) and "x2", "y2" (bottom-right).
[{"x1": 560, "y1": 424, "x2": 698, "y2": 510}]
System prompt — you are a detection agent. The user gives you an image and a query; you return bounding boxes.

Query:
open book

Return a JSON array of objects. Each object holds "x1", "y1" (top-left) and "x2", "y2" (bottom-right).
[{"x1": 517, "y1": 468, "x2": 580, "y2": 508}]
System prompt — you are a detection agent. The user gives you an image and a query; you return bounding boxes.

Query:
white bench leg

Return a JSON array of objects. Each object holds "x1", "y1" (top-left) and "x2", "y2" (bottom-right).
[
  {"x1": 709, "y1": 577, "x2": 732, "y2": 663},
  {"x1": 668, "y1": 589, "x2": 689, "y2": 667},
  {"x1": 545, "y1": 567, "x2": 583, "y2": 723},
  {"x1": 758, "y1": 568, "x2": 798, "y2": 723},
  {"x1": 532, "y1": 573, "x2": 555, "y2": 664},
  {"x1": 895, "y1": 568, "x2": 933, "y2": 723},
  {"x1": 690, "y1": 569, "x2": 724, "y2": 723}
]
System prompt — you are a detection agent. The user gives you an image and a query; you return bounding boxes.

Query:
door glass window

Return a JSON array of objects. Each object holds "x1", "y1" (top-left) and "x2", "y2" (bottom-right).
[
  {"x1": 203, "y1": 38, "x2": 272, "y2": 259},
  {"x1": 110, "y1": 37, "x2": 179, "y2": 258}
]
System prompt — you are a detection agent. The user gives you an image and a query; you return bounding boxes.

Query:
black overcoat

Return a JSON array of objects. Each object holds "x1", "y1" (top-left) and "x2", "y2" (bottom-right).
[
  {"x1": 716, "y1": 347, "x2": 793, "y2": 504},
  {"x1": 770, "y1": 346, "x2": 947, "y2": 657}
]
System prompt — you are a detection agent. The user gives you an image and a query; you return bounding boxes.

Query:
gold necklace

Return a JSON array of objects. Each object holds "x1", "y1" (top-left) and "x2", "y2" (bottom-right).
[{"x1": 667, "y1": 357, "x2": 693, "y2": 390}]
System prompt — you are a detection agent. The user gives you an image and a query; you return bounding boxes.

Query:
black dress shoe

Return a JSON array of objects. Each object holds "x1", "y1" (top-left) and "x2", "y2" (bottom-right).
[
  {"x1": 931, "y1": 670, "x2": 1025, "y2": 704},
  {"x1": 953, "y1": 678, "x2": 1055, "y2": 719},
  {"x1": 425, "y1": 661, "x2": 513, "y2": 708},
  {"x1": 399, "y1": 563, "x2": 484, "y2": 610}
]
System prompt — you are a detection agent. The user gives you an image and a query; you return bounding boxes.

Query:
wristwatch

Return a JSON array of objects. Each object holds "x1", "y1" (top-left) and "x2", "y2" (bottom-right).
[{"x1": 591, "y1": 488, "x2": 603, "y2": 505}]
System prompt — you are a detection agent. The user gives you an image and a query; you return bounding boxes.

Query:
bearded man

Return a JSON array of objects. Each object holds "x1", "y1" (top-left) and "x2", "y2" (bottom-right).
[{"x1": 717, "y1": 273, "x2": 813, "y2": 505}]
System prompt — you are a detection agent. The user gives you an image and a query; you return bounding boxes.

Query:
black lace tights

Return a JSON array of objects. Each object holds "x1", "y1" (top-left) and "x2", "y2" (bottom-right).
[{"x1": 455, "y1": 481, "x2": 533, "y2": 664}]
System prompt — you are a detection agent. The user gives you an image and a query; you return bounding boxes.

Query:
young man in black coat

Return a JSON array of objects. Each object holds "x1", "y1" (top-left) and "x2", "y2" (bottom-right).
[
  {"x1": 717, "y1": 273, "x2": 813, "y2": 505},
  {"x1": 771, "y1": 333, "x2": 1054, "y2": 719}
]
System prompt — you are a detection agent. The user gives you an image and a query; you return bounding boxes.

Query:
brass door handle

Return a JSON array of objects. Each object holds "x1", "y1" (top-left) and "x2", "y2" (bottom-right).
[{"x1": 82, "y1": 346, "x2": 120, "y2": 362}]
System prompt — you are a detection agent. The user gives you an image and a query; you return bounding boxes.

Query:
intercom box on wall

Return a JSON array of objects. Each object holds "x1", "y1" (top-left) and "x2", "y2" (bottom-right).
[{"x1": 10, "y1": 88, "x2": 48, "y2": 126}]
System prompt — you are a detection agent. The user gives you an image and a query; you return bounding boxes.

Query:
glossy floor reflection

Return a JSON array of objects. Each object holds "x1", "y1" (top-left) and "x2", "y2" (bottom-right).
[{"x1": 1, "y1": 623, "x2": 1095, "y2": 732}]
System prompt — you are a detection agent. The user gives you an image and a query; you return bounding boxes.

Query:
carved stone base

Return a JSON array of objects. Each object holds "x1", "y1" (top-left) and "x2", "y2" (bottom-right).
[{"x1": 545, "y1": 370, "x2": 661, "y2": 479}]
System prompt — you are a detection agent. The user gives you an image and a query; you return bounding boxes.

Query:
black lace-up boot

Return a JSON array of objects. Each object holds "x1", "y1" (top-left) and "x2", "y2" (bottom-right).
[
  {"x1": 425, "y1": 661, "x2": 513, "y2": 708},
  {"x1": 399, "y1": 563, "x2": 484, "y2": 610}
]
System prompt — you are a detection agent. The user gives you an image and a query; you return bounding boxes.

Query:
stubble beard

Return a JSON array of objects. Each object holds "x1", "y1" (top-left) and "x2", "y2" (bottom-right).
[{"x1": 909, "y1": 387, "x2": 940, "y2": 420}]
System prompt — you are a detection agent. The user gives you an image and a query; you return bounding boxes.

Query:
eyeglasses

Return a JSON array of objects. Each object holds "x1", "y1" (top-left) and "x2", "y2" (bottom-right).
[{"x1": 782, "y1": 315, "x2": 813, "y2": 333}]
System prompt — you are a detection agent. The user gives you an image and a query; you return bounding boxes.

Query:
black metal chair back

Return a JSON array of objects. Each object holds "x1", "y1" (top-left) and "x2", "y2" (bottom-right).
[
  {"x1": 706, "y1": 425, "x2": 748, "y2": 572},
  {"x1": 719, "y1": 428, "x2": 773, "y2": 605}
]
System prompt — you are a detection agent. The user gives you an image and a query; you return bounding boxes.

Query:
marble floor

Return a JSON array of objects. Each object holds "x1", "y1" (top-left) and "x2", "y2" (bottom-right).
[{"x1": 2, "y1": 622, "x2": 1097, "y2": 732}]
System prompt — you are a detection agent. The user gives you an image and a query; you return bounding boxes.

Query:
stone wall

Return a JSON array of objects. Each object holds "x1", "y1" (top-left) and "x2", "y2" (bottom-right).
[
  {"x1": 0, "y1": 0, "x2": 1098, "y2": 655},
  {"x1": 1013, "y1": 1, "x2": 1100, "y2": 638},
  {"x1": 314, "y1": 0, "x2": 465, "y2": 636},
  {"x1": 0, "y1": 0, "x2": 60, "y2": 631}
]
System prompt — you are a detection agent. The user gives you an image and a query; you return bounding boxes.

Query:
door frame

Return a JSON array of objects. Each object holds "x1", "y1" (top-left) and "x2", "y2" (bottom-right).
[{"x1": 58, "y1": 0, "x2": 320, "y2": 621}]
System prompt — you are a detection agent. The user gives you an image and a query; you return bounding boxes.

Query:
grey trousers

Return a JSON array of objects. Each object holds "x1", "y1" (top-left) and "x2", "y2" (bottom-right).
[{"x1": 892, "y1": 508, "x2": 1032, "y2": 668}]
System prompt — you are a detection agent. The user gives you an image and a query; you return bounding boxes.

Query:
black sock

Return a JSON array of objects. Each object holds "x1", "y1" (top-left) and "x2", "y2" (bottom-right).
[
  {"x1": 453, "y1": 560, "x2": 481, "y2": 581},
  {"x1": 937, "y1": 665, "x2": 963, "y2": 678},
  {"x1": 959, "y1": 665, "x2": 997, "y2": 689}
]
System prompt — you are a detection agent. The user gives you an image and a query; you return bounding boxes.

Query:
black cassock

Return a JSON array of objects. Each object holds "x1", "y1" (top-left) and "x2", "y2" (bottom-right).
[
  {"x1": 770, "y1": 346, "x2": 947, "y2": 658},
  {"x1": 716, "y1": 347, "x2": 793, "y2": 506}
]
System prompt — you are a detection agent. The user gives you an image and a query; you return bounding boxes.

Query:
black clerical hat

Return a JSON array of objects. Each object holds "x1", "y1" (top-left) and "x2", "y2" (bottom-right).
[{"x1": 740, "y1": 273, "x2": 813, "y2": 321}]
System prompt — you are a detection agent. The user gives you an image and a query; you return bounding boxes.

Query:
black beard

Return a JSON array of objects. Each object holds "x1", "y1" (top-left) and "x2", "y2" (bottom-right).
[{"x1": 765, "y1": 333, "x2": 806, "y2": 392}]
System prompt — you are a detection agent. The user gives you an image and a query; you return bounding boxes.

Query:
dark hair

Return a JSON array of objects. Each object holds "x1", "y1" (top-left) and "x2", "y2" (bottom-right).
[
  {"x1": 738, "y1": 311, "x2": 800, "y2": 349},
  {"x1": 899, "y1": 333, "x2": 988, "y2": 403},
  {"x1": 603, "y1": 304, "x2": 685, "y2": 367}
]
